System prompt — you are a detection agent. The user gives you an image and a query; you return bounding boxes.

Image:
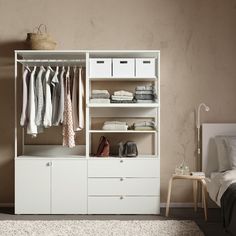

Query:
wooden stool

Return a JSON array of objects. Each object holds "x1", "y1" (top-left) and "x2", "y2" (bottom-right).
[{"x1": 165, "y1": 174, "x2": 208, "y2": 221}]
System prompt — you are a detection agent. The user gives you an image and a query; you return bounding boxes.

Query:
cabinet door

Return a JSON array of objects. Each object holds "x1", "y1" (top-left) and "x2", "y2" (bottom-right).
[
  {"x1": 51, "y1": 159, "x2": 87, "y2": 214},
  {"x1": 15, "y1": 159, "x2": 51, "y2": 214}
]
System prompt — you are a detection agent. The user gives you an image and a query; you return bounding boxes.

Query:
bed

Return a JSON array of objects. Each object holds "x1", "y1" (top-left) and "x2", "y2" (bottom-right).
[{"x1": 202, "y1": 123, "x2": 236, "y2": 235}]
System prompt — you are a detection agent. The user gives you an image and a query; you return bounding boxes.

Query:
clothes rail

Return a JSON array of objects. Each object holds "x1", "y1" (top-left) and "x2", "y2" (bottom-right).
[{"x1": 17, "y1": 59, "x2": 86, "y2": 65}]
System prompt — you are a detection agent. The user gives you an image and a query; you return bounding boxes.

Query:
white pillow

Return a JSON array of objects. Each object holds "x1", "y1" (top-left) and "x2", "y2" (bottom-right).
[
  {"x1": 225, "y1": 137, "x2": 236, "y2": 169},
  {"x1": 214, "y1": 136, "x2": 230, "y2": 172}
]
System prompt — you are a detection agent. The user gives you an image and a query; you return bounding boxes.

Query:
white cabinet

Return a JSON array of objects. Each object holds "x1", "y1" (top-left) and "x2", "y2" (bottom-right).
[
  {"x1": 51, "y1": 160, "x2": 87, "y2": 214},
  {"x1": 15, "y1": 50, "x2": 160, "y2": 215},
  {"x1": 15, "y1": 159, "x2": 51, "y2": 214},
  {"x1": 15, "y1": 158, "x2": 87, "y2": 214}
]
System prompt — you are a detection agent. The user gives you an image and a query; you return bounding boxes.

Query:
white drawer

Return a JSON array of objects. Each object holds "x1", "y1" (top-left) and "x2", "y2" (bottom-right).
[
  {"x1": 88, "y1": 196, "x2": 160, "y2": 214},
  {"x1": 88, "y1": 178, "x2": 160, "y2": 196},
  {"x1": 88, "y1": 159, "x2": 159, "y2": 177},
  {"x1": 113, "y1": 58, "x2": 135, "y2": 77},
  {"x1": 89, "y1": 58, "x2": 112, "y2": 78},
  {"x1": 136, "y1": 58, "x2": 156, "y2": 77}
]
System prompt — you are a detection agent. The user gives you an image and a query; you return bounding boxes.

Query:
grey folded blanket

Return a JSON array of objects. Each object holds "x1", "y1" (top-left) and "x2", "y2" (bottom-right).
[
  {"x1": 111, "y1": 100, "x2": 135, "y2": 103},
  {"x1": 91, "y1": 93, "x2": 110, "y2": 99},
  {"x1": 135, "y1": 94, "x2": 154, "y2": 100}
]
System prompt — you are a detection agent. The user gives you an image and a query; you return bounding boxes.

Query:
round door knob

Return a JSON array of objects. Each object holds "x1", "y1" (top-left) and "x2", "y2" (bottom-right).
[
  {"x1": 120, "y1": 178, "x2": 124, "y2": 181},
  {"x1": 120, "y1": 160, "x2": 123, "y2": 163},
  {"x1": 120, "y1": 196, "x2": 124, "y2": 200}
]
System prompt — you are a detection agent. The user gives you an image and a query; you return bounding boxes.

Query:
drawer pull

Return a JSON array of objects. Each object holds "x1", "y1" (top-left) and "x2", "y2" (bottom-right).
[
  {"x1": 120, "y1": 196, "x2": 124, "y2": 200},
  {"x1": 120, "y1": 160, "x2": 123, "y2": 163},
  {"x1": 46, "y1": 162, "x2": 52, "y2": 167},
  {"x1": 120, "y1": 178, "x2": 124, "y2": 181}
]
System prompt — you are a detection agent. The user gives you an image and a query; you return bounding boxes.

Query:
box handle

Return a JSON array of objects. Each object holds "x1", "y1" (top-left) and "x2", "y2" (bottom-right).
[
  {"x1": 143, "y1": 60, "x2": 151, "y2": 64},
  {"x1": 96, "y1": 61, "x2": 105, "y2": 64},
  {"x1": 120, "y1": 61, "x2": 128, "y2": 64}
]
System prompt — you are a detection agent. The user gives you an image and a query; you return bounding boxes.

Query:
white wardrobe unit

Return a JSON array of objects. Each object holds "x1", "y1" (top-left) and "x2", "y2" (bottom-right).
[{"x1": 14, "y1": 50, "x2": 160, "y2": 215}]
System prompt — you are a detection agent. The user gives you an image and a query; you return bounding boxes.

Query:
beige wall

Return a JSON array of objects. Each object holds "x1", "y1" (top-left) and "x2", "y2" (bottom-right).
[{"x1": 0, "y1": 0, "x2": 236, "y2": 204}]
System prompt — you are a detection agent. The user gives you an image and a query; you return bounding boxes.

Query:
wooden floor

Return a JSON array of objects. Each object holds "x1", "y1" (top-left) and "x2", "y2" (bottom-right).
[{"x1": 0, "y1": 207, "x2": 229, "y2": 236}]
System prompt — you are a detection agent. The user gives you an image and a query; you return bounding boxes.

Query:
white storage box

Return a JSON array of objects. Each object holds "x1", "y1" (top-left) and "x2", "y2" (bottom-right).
[
  {"x1": 136, "y1": 58, "x2": 156, "y2": 77},
  {"x1": 89, "y1": 58, "x2": 112, "y2": 78},
  {"x1": 113, "y1": 58, "x2": 135, "y2": 77}
]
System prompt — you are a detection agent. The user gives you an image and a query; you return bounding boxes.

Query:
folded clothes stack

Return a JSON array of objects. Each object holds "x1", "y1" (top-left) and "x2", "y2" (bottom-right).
[
  {"x1": 102, "y1": 121, "x2": 128, "y2": 130},
  {"x1": 132, "y1": 121, "x2": 156, "y2": 130},
  {"x1": 90, "y1": 90, "x2": 110, "y2": 103},
  {"x1": 111, "y1": 90, "x2": 134, "y2": 103},
  {"x1": 134, "y1": 85, "x2": 157, "y2": 103}
]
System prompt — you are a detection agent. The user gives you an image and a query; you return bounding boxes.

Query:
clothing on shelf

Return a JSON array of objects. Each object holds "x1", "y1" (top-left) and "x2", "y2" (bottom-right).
[
  {"x1": 20, "y1": 65, "x2": 85, "y2": 147},
  {"x1": 130, "y1": 120, "x2": 156, "y2": 131},
  {"x1": 134, "y1": 84, "x2": 157, "y2": 103},
  {"x1": 111, "y1": 95, "x2": 133, "y2": 101},
  {"x1": 102, "y1": 121, "x2": 128, "y2": 131},
  {"x1": 135, "y1": 94, "x2": 154, "y2": 100},
  {"x1": 136, "y1": 99, "x2": 155, "y2": 103},
  {"x1": 136, "y1": 85, "x2": 153, "y2": 91},
  {"x1": 90, "y1": 89, "x2": 110, "y2": 103},
  {"x1": 90, "y1": 98, "x2": 110, "y2": 103},
  {"x1": 91, "y1": 90, "x2": 110, "y2": 99},
  {"x1": 111, "y1": 90, "x2": 134, "y2": 103},
  {"x1": 111, "y1": 100, "x2": 135, "y2": 103},
  {"x1": 114, "y1": 90, "x2": 133, "y2": 97}
]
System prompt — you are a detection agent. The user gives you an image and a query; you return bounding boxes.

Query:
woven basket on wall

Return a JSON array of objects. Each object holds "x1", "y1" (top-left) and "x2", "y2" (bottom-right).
[{"x1": 26, "y1": 24, "x2": 57, "y2": 50}]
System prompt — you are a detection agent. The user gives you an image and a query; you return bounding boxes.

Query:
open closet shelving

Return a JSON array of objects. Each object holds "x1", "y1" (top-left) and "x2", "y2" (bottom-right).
[{"x1": 14, "y1": 50, "x2": 160, "y2": 215}]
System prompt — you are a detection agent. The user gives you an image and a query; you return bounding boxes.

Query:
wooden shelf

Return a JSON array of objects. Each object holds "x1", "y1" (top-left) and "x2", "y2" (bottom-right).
[
  {"x1": 89, "y1": 77, "x2": 157, "y2": 81},
  {"x1": 89, "y1": 130, "x2": 156, "y2": 133},
  {"x1": 88, "y1": 155, "x2": 159, "y2": 159},
  {"x1": 88, "y1": 103, "x2": 159, "y2": 108}
]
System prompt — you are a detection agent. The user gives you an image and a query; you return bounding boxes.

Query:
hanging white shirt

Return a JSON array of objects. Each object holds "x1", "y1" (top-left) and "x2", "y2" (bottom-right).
[
  {"x1": 43, "y1": 67, "x2": 52, "y2": 128},
  {"x1": 20, "y1": 68, "x2": 29, "y2": 126},
  {"x1": 27, "y1": 66, "x2": 37, "y2": 136}
]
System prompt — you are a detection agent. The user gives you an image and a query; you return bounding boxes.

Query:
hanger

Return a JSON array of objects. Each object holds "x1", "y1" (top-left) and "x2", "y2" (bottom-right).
[
  {"x1": 25, "y1": 66, "x2": 31, "y2": 72},
  {"x1": 66, "y1": 66, "x2": 70, "y2": 77},
  {"x1": 48, "y1": 66, "x2": 54, "y2": 73}
]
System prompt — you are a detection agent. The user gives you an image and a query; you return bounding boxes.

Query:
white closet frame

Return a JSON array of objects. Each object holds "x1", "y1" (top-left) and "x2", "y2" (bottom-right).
[{"x1": 14, "y1": 50, "x2": 160, "y2": 215}]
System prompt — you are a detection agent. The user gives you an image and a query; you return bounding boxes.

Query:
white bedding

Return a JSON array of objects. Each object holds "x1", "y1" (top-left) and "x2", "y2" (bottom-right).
[{"x1": 207, "y1": 169, "x2": 236, "y2": 206}]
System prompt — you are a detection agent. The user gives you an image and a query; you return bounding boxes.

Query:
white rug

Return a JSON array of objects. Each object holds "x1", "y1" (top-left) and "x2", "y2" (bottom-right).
[{"x1": 0, "y1": 220, "x2": 204, "y2": 236}]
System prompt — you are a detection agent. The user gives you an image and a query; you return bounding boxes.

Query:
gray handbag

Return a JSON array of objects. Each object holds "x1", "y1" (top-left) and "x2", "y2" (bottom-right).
[{"x1": 122, "y1": 141, "x2": 138, "y2": 157}]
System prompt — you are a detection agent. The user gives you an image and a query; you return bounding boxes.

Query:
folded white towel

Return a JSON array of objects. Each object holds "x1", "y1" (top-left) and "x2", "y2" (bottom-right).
[
  {"x1": 136, "y1": 85, "x2": 153, "y2": 91},
  {"x1": 90, "y1": 98, "x2": 110, "y2": 103},
  {"x1": 114, "y1": 90, "x2": 133, "y2": 97},
  {"x1": 134, "y1": 121, "x2": 155, "y2": 127},
  {"x1": 136, "y1": 99, "x2": 155, "y2": 103},
  {"x1": 102, "y1": 124, "x2": 128, "y2": 131},
  {"x1": 111, "y1": 95, "x2": 133, "y2": 101},
  {"x1": 92, "y1": 90, "x2": 110, "y2": 95},
  {"x1": 104, "y1": 121, "x2": 127, "y2": 125}
]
